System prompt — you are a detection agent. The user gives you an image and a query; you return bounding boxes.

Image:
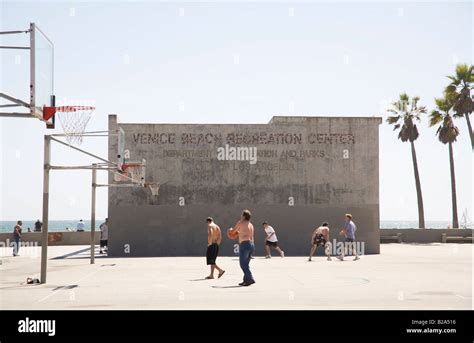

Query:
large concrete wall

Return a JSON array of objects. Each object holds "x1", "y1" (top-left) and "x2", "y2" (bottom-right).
[{"x1": 108, "y1": 115, "x2": 382, "y2": 256}]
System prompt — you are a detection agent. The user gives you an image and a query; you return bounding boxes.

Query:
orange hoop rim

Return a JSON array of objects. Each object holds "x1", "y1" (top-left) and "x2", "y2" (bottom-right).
[
  {"x1": 43, "y1": 105, "x2": 96, "y2": 121},
  {"x1": 120, "y1": 162, "x2": 145, "y2": 172}
]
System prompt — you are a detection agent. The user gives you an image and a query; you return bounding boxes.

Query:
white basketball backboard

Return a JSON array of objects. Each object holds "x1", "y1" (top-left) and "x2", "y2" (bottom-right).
[{"x1": 0, "y1": 22, "x2": 54, "y2": 126}]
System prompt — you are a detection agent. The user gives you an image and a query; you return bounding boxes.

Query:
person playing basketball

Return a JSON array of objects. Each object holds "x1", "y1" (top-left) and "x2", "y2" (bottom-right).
[
  {"x1": 205, "y1": 217, "x2": 225, "y2": 279},
  {"x1": 262, "y1": 221, "x2": 285, "y2": 258},
  {"x1": 337, "y1": 214, "x2": 360, "y2": 261},
  {"x1": 308, "y1": 222, "x2": 332, "y2": 261}
]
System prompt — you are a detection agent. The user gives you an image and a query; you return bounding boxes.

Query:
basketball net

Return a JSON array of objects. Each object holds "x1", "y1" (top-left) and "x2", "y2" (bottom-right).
[
  {"x1": 57, "y1": 106, "x2": 94, "y2": 145},
  {"x1": 146, "y1": 182, "x2": 160, "y2": 197}
]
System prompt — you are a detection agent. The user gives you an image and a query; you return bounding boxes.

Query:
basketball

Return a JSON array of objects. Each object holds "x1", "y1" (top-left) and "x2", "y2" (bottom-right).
[{"x1": 227, "y1": 228, "x2": 238, "y2": 240}]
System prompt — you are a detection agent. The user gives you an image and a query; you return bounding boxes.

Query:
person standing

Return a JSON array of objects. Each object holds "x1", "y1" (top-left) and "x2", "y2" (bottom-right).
[
  {"x1": 337, "y1": 214, "x2": 360, "y2": 261},
  {"x1": 99, "y1": 218, "x2": 109, "y2": 254},
  {"x1": 34, "y1": 219, "x2": 42, "y2": 232},
  {"x1": 76, "y1": 219, "x2": 85, "y2": 232},
  {"x1": 308, "y1": 222, "x2": 332, "y2": 261},
  {"x1": 231, "y1": 209, "x2": 255, "y2": 286},
  {"x1": 205, "y1": 217, "x2": 225, "y2": 279},
  {"x1": 262, "y1": 221, "x2": 284, "y2": 258},
  {"x1": 12, "y1": 220, "x2": 22, "y2": 256}
]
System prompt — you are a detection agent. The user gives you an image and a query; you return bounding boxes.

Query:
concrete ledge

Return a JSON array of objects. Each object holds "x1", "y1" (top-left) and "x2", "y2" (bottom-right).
[
  {"x1": 0, "y1": 232, "x2": 100, "y2": 246},
  {"x1": 381, "y1": 233, "x2": 403, "y2": 243},
  {"x1": 441, "y1": 233, "x2": 473, "y2": 243},
  {"x1": 381, "y1": 229, "x2": 472, "y2": 243}
]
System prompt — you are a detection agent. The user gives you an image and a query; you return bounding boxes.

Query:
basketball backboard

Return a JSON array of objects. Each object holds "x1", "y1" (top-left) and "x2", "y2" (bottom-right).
[
  {"x1": 31, "y1": 23, "x2": 54, "y2": 123},
  {"x1": 0, "y1": 22, "x2": 55, "y2": 127},
  {"x1": 117, "y1": 127, "x2": 129, "y2": 166}
]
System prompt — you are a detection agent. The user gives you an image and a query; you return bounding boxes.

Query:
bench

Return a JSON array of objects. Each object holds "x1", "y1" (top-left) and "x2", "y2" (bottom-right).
[
  {"x1": 381, "y1": 233, "x2": 403, "y2": 243},
  {"x1": 441, "y1": 234, "x2": 473, "y2": 243}
]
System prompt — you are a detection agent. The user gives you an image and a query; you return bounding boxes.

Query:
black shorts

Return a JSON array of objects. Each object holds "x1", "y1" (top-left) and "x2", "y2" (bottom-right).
[
  {"x1": 313, "y1": 234, "x2": 327, "y2": 246},
  {"x1": 265, "y1": 240, "x2": 278, "y2": 247},
  {"x1": 100, "y1": 240, "x2": 108, "y2": 247},
  {"x1": 206, "y1": 243, "x2": 219, "y2": 265},
  {"x1": 345, "y1": 238, "x2": 355, "y2": 243}
]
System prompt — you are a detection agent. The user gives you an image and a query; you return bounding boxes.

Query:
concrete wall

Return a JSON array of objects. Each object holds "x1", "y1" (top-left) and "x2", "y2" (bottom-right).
[
  {"x1": 0, "y1": 232, "x2": 99, "y2": 246},
  {"x1": 381, "y1": 229, "x2": 473, "y2": 243},
  {"x1": 108, "y1": 115, "x2": 382, "y2": 256}
]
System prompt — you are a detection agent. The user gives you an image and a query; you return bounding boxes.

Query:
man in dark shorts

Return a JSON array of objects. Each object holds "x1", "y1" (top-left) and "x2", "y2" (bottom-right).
[
  {"x1": 205, "y1": 217, "x2": 225, "y2": 279},
  {"x1": 262, "y1": 221, "x2": 284, "y2": 258},
  {"x1": 99, "y1": 218, "x2": 109, "y2": 254},
  {"x1": 308, "y1": 222, "x2": 331, "y2": 261}
]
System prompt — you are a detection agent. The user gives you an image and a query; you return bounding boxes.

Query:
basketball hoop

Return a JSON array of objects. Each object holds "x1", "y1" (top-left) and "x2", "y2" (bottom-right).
[
  {"x1": 43, "y1": 105, "x2": 95, "y2": 145},
  {"x1": 146, "y1": 182, "x2": 161, "y2": 197},
  {"x1": 114, "y1": 162, "x2": 145, "y2": 185}
]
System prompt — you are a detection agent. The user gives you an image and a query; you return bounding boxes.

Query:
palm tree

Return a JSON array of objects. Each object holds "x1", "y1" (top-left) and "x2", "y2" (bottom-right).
[
  {"x1": 429, "y1": 92, "x2": 460, "y2": 228},
  {"x1": 387, "y1": 93, "x2": 426, "y2": 229},
  {"x1": 445, "y1": 63, "x2": 474, "y2": 149}
]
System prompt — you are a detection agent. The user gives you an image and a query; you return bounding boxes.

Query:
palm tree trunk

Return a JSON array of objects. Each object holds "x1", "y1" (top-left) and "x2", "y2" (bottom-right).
[
  {"x1": 410, "y1": 141, "x2": 425, "y2": 229},
  {"x1": 465, "y1": 114, "x2": 474, "y2": 150},
  {"x1": 448, "y1": 142, "x2": 459, "y2": 228}
]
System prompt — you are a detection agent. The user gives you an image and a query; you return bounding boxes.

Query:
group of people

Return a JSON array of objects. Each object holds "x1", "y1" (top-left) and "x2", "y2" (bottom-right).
[
  {"x1": 205, "y1": 211, "x2": 360, "y2": 287},
  {"x1": 11, "y1": 218, "x2": 109, "y2": 256},
  {"x1": 308, "y1": 213, "x2": 359, "y2": 262}
]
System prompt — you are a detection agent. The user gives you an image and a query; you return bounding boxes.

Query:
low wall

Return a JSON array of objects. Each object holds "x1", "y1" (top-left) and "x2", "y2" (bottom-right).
[
  {"x1": 0, "y1": 232, "x2": 100, "y2": 246},
  {"x1": 380, "y1": 229, "x2": 472, "y2": 243}
]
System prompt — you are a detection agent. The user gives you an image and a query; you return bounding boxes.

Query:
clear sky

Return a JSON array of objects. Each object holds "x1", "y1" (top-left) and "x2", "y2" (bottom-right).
[{"x1": 0, "y1": 0, "x2": 472, "y2": 222}]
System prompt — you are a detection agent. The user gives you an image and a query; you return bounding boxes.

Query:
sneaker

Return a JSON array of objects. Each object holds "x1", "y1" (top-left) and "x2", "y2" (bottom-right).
[
  {"x1": 353, "y1": 256, "x2": 360, "y2": 261},
  {"x1": 265, "y1": 255, "x2": 271, "y2": 259},
  {"x1": 308, "y1": 257, "x2": 312, "y2": 262},
  {"x1": 280, "y1": 251, "x2": 285, "y2": 257},
  {"x1": 337, "y1": 256, "x2": 344, "y2": 261},
  {"x1": 239, "y1": 280, "x2": 255, "y2": 286},
  {"x1": 327, "y1": 257, "x2": 332, "y2": 261},
  {"x1": 99, "y1": 250, "x2": 103, "y2": 254}
]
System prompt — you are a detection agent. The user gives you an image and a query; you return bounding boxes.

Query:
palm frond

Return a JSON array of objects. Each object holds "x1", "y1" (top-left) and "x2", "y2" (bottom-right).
[
  {"x1": 417, "y1": 105, "x2": 427, "y2": 114},
  {"x1": 429, "y1": 110, "x2": 443, "y2": 127},
  {"x1": 386, "y1": 115, "x2": 400, "y2": 125},
  {"x1": 455, "y1": 63, "x2": 469, "y2": 81},
  {"x1": 399, "y1": 93, "x2": 409, "y2": 102},
  {"x1": 445, "y1": 84, "x2": 457, "y2": 94},
  {"x1": 447, "y1": 75, "x2": 460, "y2": 85}
]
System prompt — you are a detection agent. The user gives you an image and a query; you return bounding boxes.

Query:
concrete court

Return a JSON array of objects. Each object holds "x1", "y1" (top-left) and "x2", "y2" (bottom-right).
[{"x1": 0, "y1": 244, "x2": 472, "y2": 310}]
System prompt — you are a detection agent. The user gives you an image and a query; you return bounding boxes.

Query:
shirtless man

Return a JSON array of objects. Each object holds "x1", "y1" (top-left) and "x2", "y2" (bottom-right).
[
  {"x1": 308, "y1": 222, "x2": 332, "y2": 261},
  {"x1": 232, "y1": 209, "x2": 255, "y2": 286},
  {"x1": 205, "y1": 217, "x2": 225, "y2": 279}
]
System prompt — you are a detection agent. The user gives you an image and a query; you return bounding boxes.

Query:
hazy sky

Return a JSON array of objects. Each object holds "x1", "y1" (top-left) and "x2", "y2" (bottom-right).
[{"x1": 0, "y1": 0, "x2": 472, "y2": 222}]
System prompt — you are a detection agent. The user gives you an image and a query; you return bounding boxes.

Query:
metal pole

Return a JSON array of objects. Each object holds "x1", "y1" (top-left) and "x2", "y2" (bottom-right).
[
  {"x1": 49, "y1": 136, "x2": 119, "y2": 168},
  {"x1": 40, "y1": 135, "x2": 51, "y2": 284},
  {"x1": 90, "y1": 164, "x2": 97, "y2": 264}
]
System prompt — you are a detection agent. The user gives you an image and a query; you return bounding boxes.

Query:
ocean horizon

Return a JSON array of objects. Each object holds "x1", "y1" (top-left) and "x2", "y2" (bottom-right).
[{"x1": 0, "y1": 219, "x2": 471, "y2": 233}]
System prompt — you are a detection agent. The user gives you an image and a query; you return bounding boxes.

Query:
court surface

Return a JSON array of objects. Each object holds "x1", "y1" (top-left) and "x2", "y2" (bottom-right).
[{"x1": 0, "y1": 243, "x2": 471, "y2": 310}]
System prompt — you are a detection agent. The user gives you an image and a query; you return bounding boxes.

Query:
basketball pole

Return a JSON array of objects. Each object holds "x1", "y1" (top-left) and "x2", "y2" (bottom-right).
[
  {"x1": 40, "y1": 135, "x2": 51, "y2": 284},
  {"x1": 90, "y1": 164, "x2": 97, "y2": 264}
]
